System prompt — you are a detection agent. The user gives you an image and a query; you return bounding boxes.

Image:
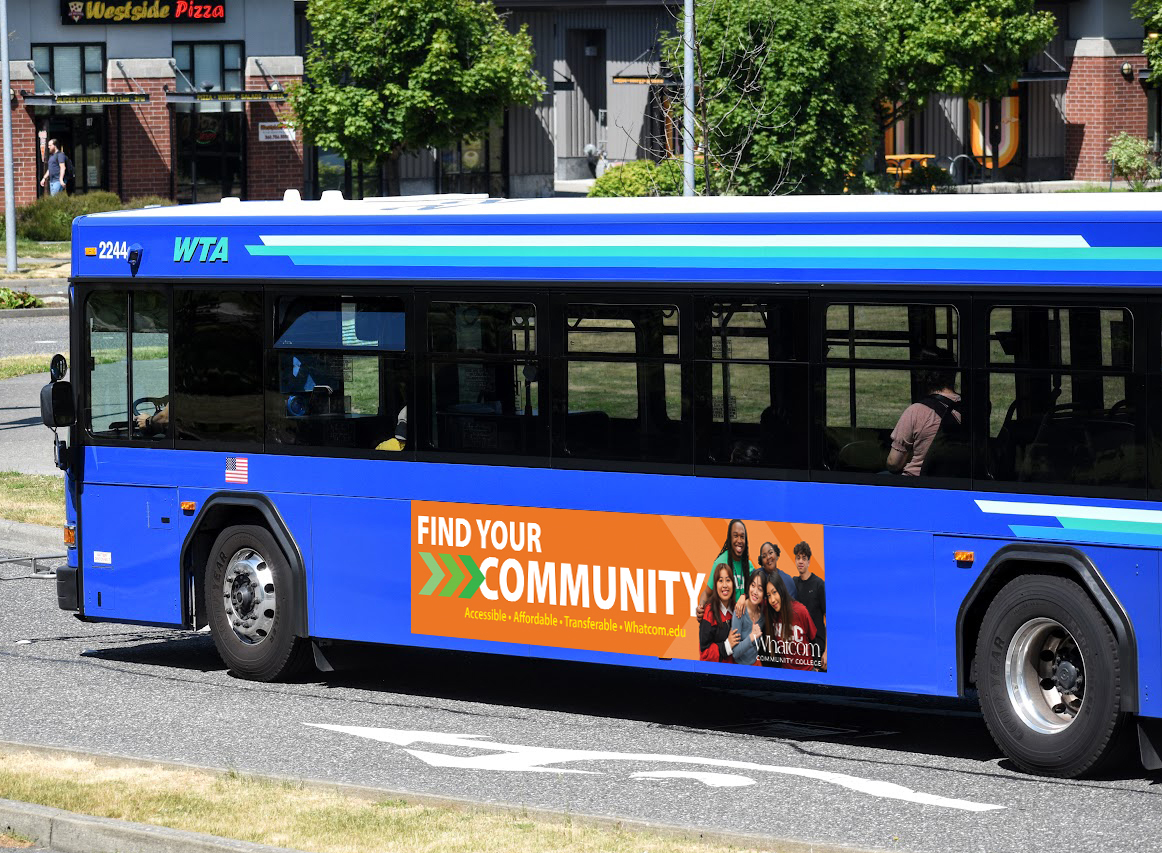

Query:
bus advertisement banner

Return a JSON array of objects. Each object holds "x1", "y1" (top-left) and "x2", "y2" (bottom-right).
[{"x1": 411, "y1": 501, "x2": 826, "y2": 671}]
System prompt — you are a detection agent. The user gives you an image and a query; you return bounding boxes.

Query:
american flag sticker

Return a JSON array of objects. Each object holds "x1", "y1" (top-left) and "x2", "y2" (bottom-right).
[{"x1": 225, "y1": 457, "x2": 249, "y2": 484}]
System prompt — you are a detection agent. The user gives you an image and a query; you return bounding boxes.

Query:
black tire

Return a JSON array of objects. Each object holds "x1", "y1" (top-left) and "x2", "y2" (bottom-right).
[
  {"x1": 975, "y1": 574, "x2": 1128, "y2": 777},
  {"x1": 205, "y1": 524, "x2": 311, "y2": 681}
]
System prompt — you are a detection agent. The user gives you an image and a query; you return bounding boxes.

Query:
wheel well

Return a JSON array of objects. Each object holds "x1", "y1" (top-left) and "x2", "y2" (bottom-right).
[
  {"x1": 957, "y1": 544, "x2": 1138, "y2": 714},
  {"x1": 180, "y1": 495, "x2": 308, "y2": 638},
  {"x1": 183, "y1": 504, "x2": 269, "y2": 630}
]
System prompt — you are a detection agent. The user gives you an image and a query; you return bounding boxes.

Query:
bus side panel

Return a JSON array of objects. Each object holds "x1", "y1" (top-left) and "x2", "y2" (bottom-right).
[
  {"x1": 933, "y1": 537, "x2": 1161, "y2": 718},
  {"x1": 80, "y1": 483, "x2": 181, "y2": 625},
  {"x1": 308, "y1": 495, "x2": 536, "y2": 659},
  {"x1": 309, "y1": 495, "x2": 410, "y2": 645},
  {"x1": 824, "y1": 526, "x2": 940, "y2": 695}
]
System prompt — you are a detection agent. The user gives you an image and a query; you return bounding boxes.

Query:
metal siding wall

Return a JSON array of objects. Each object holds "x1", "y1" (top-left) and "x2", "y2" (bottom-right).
[
  {"x1": 506, "y1": 9, "x2": 555, "y2": 177},
  {"x1": 1026, "y1": 81, "x2": 1066, "y2": 159},
  {"x1": 399, "y1": 150, "x2": 435, "y2": 181},
  {"x1": 551, "y1": 6, "x2": 671, "y2": 162},
  {"x1": 917, "y1": 95, "x2": 967, "y2": 156}
]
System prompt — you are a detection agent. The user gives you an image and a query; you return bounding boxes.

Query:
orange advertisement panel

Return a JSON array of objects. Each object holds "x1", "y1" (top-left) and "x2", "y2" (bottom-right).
[{"x1": 411, "y1": 501, "x2": 827, "y2": 671}]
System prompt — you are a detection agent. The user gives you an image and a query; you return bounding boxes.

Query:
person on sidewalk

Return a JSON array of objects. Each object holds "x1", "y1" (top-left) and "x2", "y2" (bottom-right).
[{"x1": 39, "y1": 139, "x2": 73, "y2": 196}]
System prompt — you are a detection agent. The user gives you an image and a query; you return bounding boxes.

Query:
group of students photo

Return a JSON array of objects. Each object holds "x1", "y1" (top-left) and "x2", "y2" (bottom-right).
[{"x1": 697, "y1": 519, "x2": 827, "y2": 672}]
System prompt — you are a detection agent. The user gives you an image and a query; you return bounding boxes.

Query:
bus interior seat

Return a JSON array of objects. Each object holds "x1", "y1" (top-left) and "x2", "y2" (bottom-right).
[{"x1": 562, "y1": 410, "x2": 611, "y2": 456}]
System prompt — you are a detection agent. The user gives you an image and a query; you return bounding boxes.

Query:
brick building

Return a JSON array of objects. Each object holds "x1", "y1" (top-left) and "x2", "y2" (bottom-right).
[{"x1": 3, "y1": 0, "x2": 301, "y2": 205}]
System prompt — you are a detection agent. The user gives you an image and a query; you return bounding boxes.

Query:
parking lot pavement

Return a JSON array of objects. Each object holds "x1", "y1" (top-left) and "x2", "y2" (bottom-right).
[{"x1": 0, "y1": 374, "x2": 60, "y2": 477}]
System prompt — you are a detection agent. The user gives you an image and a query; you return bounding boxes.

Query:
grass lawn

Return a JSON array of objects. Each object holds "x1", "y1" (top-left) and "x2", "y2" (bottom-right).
[
  {"x1": 0, "y1": 354, "x2": 57, "y2": 380},
  {"x1": 0, "y1": 750, "x2": 765, "y2": 853},
  {"x1": 0, "y1": 472, "x2": 63, "y2": 526}
]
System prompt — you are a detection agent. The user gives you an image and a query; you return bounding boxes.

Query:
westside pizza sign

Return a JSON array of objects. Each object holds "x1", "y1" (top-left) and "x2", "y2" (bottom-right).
[{"x1": 61, "y1": 0, "x2": 226, "y2": 24}]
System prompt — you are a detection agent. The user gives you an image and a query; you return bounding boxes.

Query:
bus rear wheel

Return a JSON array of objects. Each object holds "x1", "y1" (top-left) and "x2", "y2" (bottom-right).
[
  {"x1": 976, "y1": 574, "x2": 1126, "y2": 777},
  {"x1": 205, "y1": 524, "x2": 310, "y2": 681}
]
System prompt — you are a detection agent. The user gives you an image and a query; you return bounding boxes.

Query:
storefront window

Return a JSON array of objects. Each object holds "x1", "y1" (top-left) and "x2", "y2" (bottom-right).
[
  {"x1": 31, "y1": 43, "x2": 106, "y2": 196},
  {"x1": 173, "y1": 42, "x2": 245, "y2": 203}
]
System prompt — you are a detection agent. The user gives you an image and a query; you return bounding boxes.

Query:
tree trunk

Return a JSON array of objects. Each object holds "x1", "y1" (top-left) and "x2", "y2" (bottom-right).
[{"x1": 386, "y1": 150, "x2": 402, "y2": 196}]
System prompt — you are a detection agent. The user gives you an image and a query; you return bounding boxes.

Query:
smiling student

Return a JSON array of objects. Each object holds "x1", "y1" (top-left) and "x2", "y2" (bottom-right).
[
  {"x1": 699, "y1": 564, "x2": 740, "y2": 663},
  {"x1": 698, "y1": 519, "x2": 754, "y2": 617}
]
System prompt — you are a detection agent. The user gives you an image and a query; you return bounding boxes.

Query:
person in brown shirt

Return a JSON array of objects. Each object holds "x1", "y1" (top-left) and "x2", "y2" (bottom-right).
[{"x1": 886, "y1": 355, "x2": 961, "y2": 476}]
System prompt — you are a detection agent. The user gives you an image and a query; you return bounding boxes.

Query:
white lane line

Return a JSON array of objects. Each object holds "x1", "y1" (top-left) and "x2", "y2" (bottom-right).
[{"x1": 308, "y1": 724, "x2": 1003, "y2": 812}]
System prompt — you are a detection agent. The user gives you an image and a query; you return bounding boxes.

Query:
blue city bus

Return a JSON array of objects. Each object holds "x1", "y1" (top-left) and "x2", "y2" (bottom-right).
[{"x1": 40, "y1": 192, "x2": 1162, "y2": 778}]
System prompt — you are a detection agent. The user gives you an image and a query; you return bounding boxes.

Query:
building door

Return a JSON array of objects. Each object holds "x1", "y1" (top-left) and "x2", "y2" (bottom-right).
[
  {"x1": 555, "y1": 29, "x2": 606, "y2": 178},
  {"x1": 36, "y1": 111, "x2": 105, "y2": 196},
  {"x1": 174, "y1": 107, "x2": 244, "y2": 203}
]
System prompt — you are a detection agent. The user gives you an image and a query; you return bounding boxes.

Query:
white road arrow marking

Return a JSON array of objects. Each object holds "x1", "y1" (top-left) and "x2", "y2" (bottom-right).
[
  {"x1": 632, "y1": 770, "x2": 756, "y2": 787},
  {"x1": 307, "y1": 724, "x2": 1003, "y2": 812}
]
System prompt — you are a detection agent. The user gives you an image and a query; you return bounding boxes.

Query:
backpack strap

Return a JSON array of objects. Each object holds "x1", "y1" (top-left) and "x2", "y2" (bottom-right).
[{"x1": 917, "y1": 394, "x2": 961, "y2": 433}]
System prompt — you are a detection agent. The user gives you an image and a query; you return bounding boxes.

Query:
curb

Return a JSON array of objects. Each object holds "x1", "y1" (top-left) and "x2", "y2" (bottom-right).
[
  {"x1": 0, "y1": 306, "x2": 69, "y2": 319},
  {"x1": 0, "y1": 741, "x2": 876, "y2": 853},
  {"x1": 0, "y1": 798, "x2": 309, "y2": 853},
  {"x1": 0, "y1": 520, "x2": 61, "y2": 555}
]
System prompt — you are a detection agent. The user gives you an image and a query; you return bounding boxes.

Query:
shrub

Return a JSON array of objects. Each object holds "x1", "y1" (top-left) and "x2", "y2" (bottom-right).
[
  {"x1": 15, "y1": 192, "x2": 176, "y2": 241},
  {"x1": 589, "y1": 159, "x2": 705, "y2": 197},
  {"x1": 0, "y1": 287, "x2": 43, "y2": 309},
  {"x1": 899, "y1": 164, "x2": 955, "y2": 193},
  {"x1": 1105, "y1": 132, "x2": 1160, "y2": 191}
]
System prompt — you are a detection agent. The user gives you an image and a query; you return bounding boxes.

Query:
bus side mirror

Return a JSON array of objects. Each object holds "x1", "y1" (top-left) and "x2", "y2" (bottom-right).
[{"x1": 41, "y1": 380, "x2": 75, "y2": 428}]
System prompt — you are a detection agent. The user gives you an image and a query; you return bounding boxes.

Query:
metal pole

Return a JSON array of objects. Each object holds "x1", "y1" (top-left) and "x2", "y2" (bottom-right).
[
  {"x1": 682, "y1": 0, "x2": 695, "y2": 196},
  {"x1": 0, "y1": 0, "x2": 16, "y2": 273}
]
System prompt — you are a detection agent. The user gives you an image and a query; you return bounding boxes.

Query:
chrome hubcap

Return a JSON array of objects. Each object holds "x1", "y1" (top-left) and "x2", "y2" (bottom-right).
[
  {"x1": 221, "y1": 547, "x2": 276, "y2": 645},
  {"x1": 1005, "y1": 617, "x2": 1084, "y2": 734}
]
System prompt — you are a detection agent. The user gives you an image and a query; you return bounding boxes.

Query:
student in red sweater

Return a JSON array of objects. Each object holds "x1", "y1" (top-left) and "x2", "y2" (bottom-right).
[
  {"x1": 759, "y1": 573, "x2": 818, "y2": 670},
  {"x1": 699, "y1": 564, "x2": 740, "y2": 663}
]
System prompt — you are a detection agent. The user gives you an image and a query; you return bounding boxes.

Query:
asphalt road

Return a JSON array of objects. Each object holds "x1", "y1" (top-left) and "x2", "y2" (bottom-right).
[
  {"x1": 1, "y1": 541, "x2": 1161, "y2": 853},
  {"x1": 0, "y1": 313, "x2": 67, "y2": 477},
  {"x1": 0, "y1": 313, "x2": 68, "y2": 361}
]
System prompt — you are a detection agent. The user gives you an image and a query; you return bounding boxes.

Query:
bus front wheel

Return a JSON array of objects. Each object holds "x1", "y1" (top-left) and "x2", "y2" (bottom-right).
[
  {"x1": 205, "y1": 524, "x2": 310, "y2": 681},
  {"x1": 976, "y1": 574, "x2": 1126, "y2": 777}
]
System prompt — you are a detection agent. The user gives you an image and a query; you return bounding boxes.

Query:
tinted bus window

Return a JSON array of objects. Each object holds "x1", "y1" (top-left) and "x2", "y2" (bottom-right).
[
  {"x1": 268, "y1": 295, "x2": 409, "y2": 452},
  {"x1": 694, "y1": 299, "x2": 808, "y2": 470},
  {"x1": 559, "y1": 303, "x2": 688, "y2": 466},
  {"x1": 85, "y1": 291, "x2": 129, "y2": 438},
  {"x1": 131, "y1": 291, "x2": 170, "y2": 440},
  {"x1": 984, "y1": 305, "x2": 1143, "y2": 491},
  {"x1": 426, "y1": 301, "x2": 542, "y2": 456},
  {"x1": 173, "y1": 289, "x2": 263, "y2": 446},
  {"x1": 822, "y1": 302, "x2": 967, "y2": 479}
]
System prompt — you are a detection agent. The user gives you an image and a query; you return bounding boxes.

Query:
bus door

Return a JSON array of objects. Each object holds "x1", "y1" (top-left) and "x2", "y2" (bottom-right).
[{"x1": 80, "y1": 287, "x2": 182, "y2": 625}]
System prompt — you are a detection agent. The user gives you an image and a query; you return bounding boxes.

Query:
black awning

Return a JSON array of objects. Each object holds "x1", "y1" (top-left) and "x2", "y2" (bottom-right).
[
  {"x1": 21, "y1": 91, "x2": 150, "y2": 105},
  {"x1": 165, "y1": 90, "x2": 286, "y2": 104}
]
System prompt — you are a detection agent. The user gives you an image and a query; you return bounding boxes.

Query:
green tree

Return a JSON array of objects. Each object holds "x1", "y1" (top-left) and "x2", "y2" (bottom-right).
[
  {"x1": 663, "y1": 0, "x2": 885, "y2": 194},
  {"x1": 1134, "y1": 0, "x2": 1162, "y2": 84},
  {"x1": 875, "y1": 0, "x2": 1057, "y2": 132},
  {"x1": 290, "y1": 0, "x2": 544, "y2": 194},
  {"x1": 661, "y1": 0, "x2": 1055, "y2": 195}
]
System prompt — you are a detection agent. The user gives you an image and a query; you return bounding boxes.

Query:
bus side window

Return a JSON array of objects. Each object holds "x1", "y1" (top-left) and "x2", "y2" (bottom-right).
[
  {"x1": 173, "y1": 289, "x2": 263, "y2": 446},
  {"x1": 267, "y1": 295, "x2": 408, "y2": 452},
  {"x1": 694, "y1": 298, "x2": 808, "y2": 471},
  {"x1": 821, "y1": 301, "x2": 967, "y2": 480},
  {"x1": 985, "y1": 305, "x2": 1143, "y2": 493},
  {"x1": 559, "y1": 302, "x2": 689, "y2": 466},
  {"x1": 425, "y1": 301, "x2": 543, "y2": 457}
]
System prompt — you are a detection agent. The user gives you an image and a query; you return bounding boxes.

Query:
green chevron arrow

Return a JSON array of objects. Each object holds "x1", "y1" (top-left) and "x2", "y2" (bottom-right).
[
  {"x1": 438, "y1": 553, "x2": 465, "y2": 597},
  {"x1": 458, "y1": 554, "x2": 484, "y2": 599},
  {"x1": 418, "y1": 551, "x2": 445, "y2": 596}
]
